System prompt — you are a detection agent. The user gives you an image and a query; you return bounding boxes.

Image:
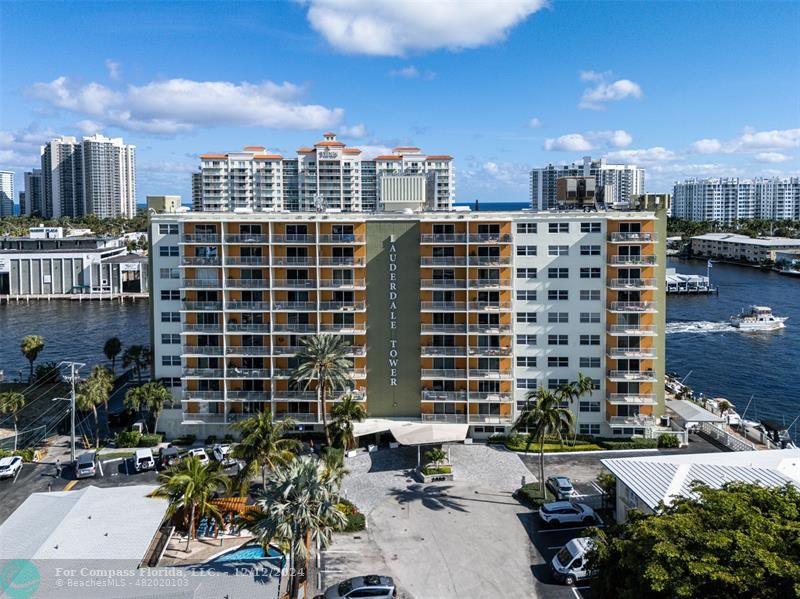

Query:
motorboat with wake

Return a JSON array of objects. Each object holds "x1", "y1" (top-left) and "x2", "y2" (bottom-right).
[{"x1": 730, "y1": 305, "x2": 787, "y2": 331}]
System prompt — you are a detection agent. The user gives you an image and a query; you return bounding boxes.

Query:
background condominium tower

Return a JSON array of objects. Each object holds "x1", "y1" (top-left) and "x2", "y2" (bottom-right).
[
  {"x1": 21, "y1": 169, "x2": 44, "y2": 216},
  {"x1": 194, "y1": 133, "x2": 454, "y2": 213},
  {"x1": 40, "y1": 134, "x2": 137, "y2": 219},
  {"x1": 673, "y1": 177, "x2": 800, "y2": 223},
  {"x1": 531, "y1": 156, "x2": 645, "y2": 211},
  {"x1": 0, "y1": 170, "x2": 14, "y2": 217}
]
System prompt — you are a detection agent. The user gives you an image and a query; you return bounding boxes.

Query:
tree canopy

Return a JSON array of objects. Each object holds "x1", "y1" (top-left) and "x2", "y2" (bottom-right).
[{"x1": 589, "y1": 482, "x2": 800, "y2": 599}]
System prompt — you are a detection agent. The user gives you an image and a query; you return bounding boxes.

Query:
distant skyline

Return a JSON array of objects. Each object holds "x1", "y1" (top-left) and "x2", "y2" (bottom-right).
[{"x1": 1, "y1": 0, "x2": 798, "y2": 205}]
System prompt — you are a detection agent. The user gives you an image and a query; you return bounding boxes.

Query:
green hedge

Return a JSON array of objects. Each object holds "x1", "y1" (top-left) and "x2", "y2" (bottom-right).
[
  {"x1": 505, "y1": 436, "x2": 603, "y2": 453},
  {"x1": 0, "y1": 448, "x2": 35, "y2": 462},
  {"x1": 138, "y1": 433, "x2": 163, "y2": 447},
  {"x1": 337, "y1": 498, "x2": 366, "y2": 533},
  {"x1": 422, "y1": 465, "x2": 453, "y2": 475},
  {"x1": 657, "y1": 434, "x2": 680, "y2": 448},
  {"x1": 515, "y1": 483, "x2": 556, "y2": 508},
  {"x1": 115, "y1": 430, "x2": 142, "y2": 448},
  {"x1": 597, "y1": 438, "x2": 658, "y2": 450},
  {"x1": 172, "y1": 434, "x2": 196, "y2": 446}
]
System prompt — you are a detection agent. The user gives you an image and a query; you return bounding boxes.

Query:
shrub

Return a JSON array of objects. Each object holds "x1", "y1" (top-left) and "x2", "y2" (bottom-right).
[
  {"x1": 223, "y1": 434, "x2": 235, "y2": 443},
  {"x1": 337, "y1": 498, "x2": 366, "y2": 532},
  {"x1": 205, "y1": 435, "x2": 217, "y2": 445},
  {"x1": 657, "y1": 434, "x2": 680, "y2": 448},
  {"x1": 172, "y1": 434, "x2": 196, "y2": 446},
  {"x1": 138, "y1": 433, "x2": 163, "y2": 447},
  {"x1": 115, "y1": 430, "x2": 142, "y2": 448},
  {"x1": 515, "y1": 483, "x2": 555, "y2": 508},
  {"x1": 597, "y1": 438, "x2": 658, "y2": 450},
  {"x1": 422, "y1": 465, "x2": 453, "y2": 475},
  {"x1": 486, "y1": 433, "x2": 510, "y2": 445},
  {"x1": 0, "y1": 448, "x2": 35, "y2": 462},
  {"x1": 33, "y1": 362, "x2": 60, "y2": 383},
  {"x1": 505, "y1": 437, "x2": 603, "y2": 453}
]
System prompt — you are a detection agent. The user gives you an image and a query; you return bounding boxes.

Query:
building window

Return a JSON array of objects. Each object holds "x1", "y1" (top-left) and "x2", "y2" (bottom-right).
[
  {"x1": 580, "y1": 312, "x2": 601, "y2": 323},
  {"x1": 517, "y1": 312, "x2": 537, "y2": 323},
  {"x1": 516, "y1": 356, "x2": 537, "y2": 367},
  {"x1": 579, "y1": 401, "x2": 601, "y2": 412},
  {"x1": 548, "y1": 356, "x2": 569, "y2": 367},
  {"x1": 516, "y1": 290, "x2": 537, "y2": 301},
  {"x1": 516, "y1": 268, "x2": 537, "y2": 279},
  {"x1": 580, "y1": 424, "x2": 601, "y2": 435},
  {"x1": 580, "y1": 290, "x2": 601, "y2": 301},
  {"x1": 548, "y1": 378, "x2": 569, "y2": 390},
  {"x1": 161, "y1": 311, "x2": 180, "y2": 323},
  {"x1": 159, "y1": 224, "x2": 179, "y2": 235},
  {"x1": 579, "y1": 357, "x2": 601, "y2": 368},
  {"x1": 161, "y1": 333, "x2": 180, "y2": 344},
  {"x1": 517, "y1": 245, "x2": 537, "y2": 256},
  {"x1": 516, "y1": 334, "x2": 537, "y2": 346},
  {"x1": 548, "y1": 334, "x2": 568, "y2": 345},
  {"x1": 160, "y1": 290, "x2": 180, "y2": 301},
  {"x1": 548, "y1": 245, "x2": 569, "y2": 256},
  {"x1": 517, "y1": 378, "x2": 537, "y2": 389},
  {"x1": 161, "y1": 355, "x2": 181, "y2": 366},
  {"x1": 549, "y1": 223, "x2": 569, "y2": 233},
  {"x1": 159, "y1": 246, "x2": 179, "y2": 257},
  {"x1": 160, "y1": 377, "x2": 182, "y2": 388},
  {"x1": 547, "y1": 290, "x2": 569, "y2": 301},
  {"x1": 580, "y1": 267, "x2": 602, "y2": 279},
  {"x1": 548, "y1": 267, "x2": 569, "y2": 279},
  {"x1": 581, "y1": 222, "x2": 601, "y2": 233},
  {"x1": 579, "y1": 334, "x2": 601, "y2": 345},
  {"x1": 580, "y1": 245, "x2": 601, "y2": 256},
  {"x1": 547, "y1": 312, "x2": 569, "y2": 324},
  {"x1": 160, "y1": 268, "x2": 180, "y2": 279},
  {"x1": 517, "y1": 223, "x2": 537, "y2": 234},
  {"x1": 591, "y1": 378, "x2": 601, "y2": 390}
]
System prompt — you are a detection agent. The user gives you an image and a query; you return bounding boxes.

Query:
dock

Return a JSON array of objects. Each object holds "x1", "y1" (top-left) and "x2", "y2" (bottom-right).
[
  {"x1": 666, "y1": 268, "x2": 718, "y2": 295},
  {"x1": 0, "y1": 292, "x2": 149, "y2": 304}
]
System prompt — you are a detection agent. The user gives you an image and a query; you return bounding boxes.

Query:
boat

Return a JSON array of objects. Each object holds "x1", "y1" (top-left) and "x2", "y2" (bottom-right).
[
  {"x1": 742, "y1": 419, "x2": 798, "y2": 450},
  {"x1": 729, "y1": 305, "x2": 787, "y2": 331}
]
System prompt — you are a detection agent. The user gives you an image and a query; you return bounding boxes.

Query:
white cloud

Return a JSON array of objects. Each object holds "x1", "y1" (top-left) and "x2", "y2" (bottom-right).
[
  {"x1": 388, "y1": 65, "x2": 436, "y2": 80},
  {"x1": 690, "y1": 128, "x2": 800, "y2": 155},
  {"x1": 528, "y1": 117, "x2": 542, "y2": 128},
  {"x1": 105, "y1": 59, "x2": 121, "y2": 80},
  {"x1": 691, "y1": 138, "x2": 722, "y2": 154},
  {"x1": 76, "y1": 119, "x2": 103, "y2": 135},
  {"x1": 593, "y1": 129, "x2": 633, "y2": 148},
  {"x1": 754, "y1": 152, "x2": 792, "y2": 163},
  {"x1": 303, "y1": 0, "x2": 546, "y2": 56},
  {"x1": 0, "y1": 124, "x2": 56, "y2": 169},
  {"x1": 340, "y1": 123, "x2": 367, "y2": 138},
  {"x1": 579, "y1": 71, "x2": 642, "y2": 110},
  {"x1": 354, "y1": 144, "x2": 392, "y2": 159},
  {"x1": 27, "y1": 76, "x2": 344, "y2": 134},
  {"x1": 605, "y1": 147, "x2": 677, "y2": 164},
  {"x1": 543, "y1": 134, "x2": 593, "y2": 152}
]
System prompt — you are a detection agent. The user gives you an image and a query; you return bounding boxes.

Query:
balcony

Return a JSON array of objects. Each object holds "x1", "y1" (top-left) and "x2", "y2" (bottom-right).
[
  {"x1": 272, "y1": 257, "x2": 316, "y2": 267},
  {"x1": 272, "y1": 279, "x2": 316, "y2": 288},
  {"x1": 469, "y1": 302, "x2": 511, "y2": 312},
  {"x1": 421, "y1": 346, "x2": 467, "y2": 356},
  {"x1": 421, "y1": 369, "x2": 468, "y2": 379},
  {"x1": 608, "y1": 324, "x2": 658, "y2": 336},
  {"x1": 607, "y1": 301, "x2": 657, "y2": 313},
  {"x1": 183, "y1": 368, "x2": 224, "y2": 378},
  {"x1": 272, "y1": 323, "x2": 316, "y2": 333},
  {"x1": 468, "y1": 414, "x2": 513, "y2": 424},
  {"x1": 225, "y1": 279, "x2": 268, "y2": 288},
  {"x1": 420, "y1": 234, "x2": 467, "y2": 244},
  {"x1": 421, "y1": 413, "x2": 467, "y2": 423},
  {"x1": 272, "y1": 345, "x2": 301, "y2": 356},
  {"x1": 609, "y1": 255, "x2": 658, "y2": 266},
  {"x1": 272, "y1": 301, "x2": 316, "y2": 311},
  {"x1": 319, "y1": 279, "x2": 366, "y2": 289},
  {"x1": 182, "y1": 412, "x2": 226, "y2": 425},
  {"x1": 468, "y1": 323, "x2": 512, "y2": 334},
  {"x1": 468, "y1": 234, "x2": 512, "y2": 243},
  {"x1": 608, "y1": 232, "x2": 655, "y2": 243},
  {"x1": 470, "y1": 278, "x2": 512, "y2": 289},
  {"x1": 468, "y1": 346, "x2": 512, "y2": 356},
  {"x1": 226, "y1": 301, "x2": 270, "y2": 311},
  {"x1": 182, "y1": 390, "x2": 224, "y2": 401},
  {"x1": 607, "y1": 370, "x2": 658, "y2": 382},
  {"x1": 319, "y1": 301, "x2": 366, "y2": 311},
  {"x1": 469, "y1": 392, "x2": 513, "y2": 402},
  {"x1": 607, "y1": 347, "x2": 657, "y2": 359},
  {"x1": 182, "y1": 323, "x2": 222, "y2": 333},
  {"x1": 272, "y1": 234, "x2": 315, "y2": 244},
  {"x1": 227, "y1": 391, "x2": 269, "y2": 401},
  {"x1": 421, "y1": 301, "x2": 467, "y2": 312},
  {"x1": 608, "y1": 415, "x2": 657, "y2": 428},
  {"x1": 319, "y1": 257, "x2": 365, "y2": 267},
  {"x1": 608, "y1": 394, "x2": 658, "y2": 405},
  {"x1": 182, "y1": 301, "x2": 223, "y2": 311},
  {"x1": 227, "y1": 368, "x2": 271, "y2": 378},
  {"x1": 608, "y1": 278, "x2": 658, "y2": 290},
  {"x1": 468, "y1": 256, "x2": 512, "y2": 266},
  {"x1": 272, "y1": 391, "x2": 317, "y2": 402},
  {"x1": 421, "y1": 391, "x2": 468, "y2": 402},
  {"x1": 181, "y1": 234, "x2": 220, "y2": 243},
  {"x1": 420, "y1": 279, "x2": 466, "y2": 289},
  {"x1": 275, "y1": 412, "x2": 320, "y2": 423},
  {"x1": 318, "y1": 234, "x2": 365, "y2": 244},
  {"x1": 319, "y1": 323, "x2": 367, "y2": 334},
  {"x1": 469, "y1": 369, "x2": 514, "y2": 379},
  {"x1": 182, "y1": 345, "x2": 224, "y2": 356},
  {"x1": 345, "y1": 345, "x2": 367, "y2": 357},
  {"x1": 227, "y1": 323, "x2": 270, "y2": 333},
  {"x1": 182, "y1": 279, "x2": 221, "y2": 288},
  {"x1": 225, "y1": 257, "x2": 270, "y2": 266},
  {"x1": 226, "y1": 346, "x2": 271, "y2": 356},
  {"x1": 181, "y1": 257, "x2": 221, "y2": 266},
  {"x1": 224, "y1": 234, "x2": 267, "y2": 243},
  {"x1": 420, "y1": 257, "x2": 467, "y2": 267},
  {"x1": 420, "y1": 323, "x2": 467, "y2": 334}
]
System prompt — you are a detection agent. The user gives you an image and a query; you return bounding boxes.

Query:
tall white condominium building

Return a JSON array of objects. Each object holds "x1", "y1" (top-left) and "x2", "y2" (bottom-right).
[
  {"x1": 673, "y1": 177, "x2": 800, "y2": 223},
  {"x1": 195, "y1": 133, "x2": 454, "y2": 213},
  {"x1": 21, "y1": 169, "x2": 44, "y2": 216},
  {"x1": 531, "y1": 156, "x2": 645, "y2": 211},
  {"x1": 40, "y1": 134, "x2": 136, "y2": 219},
  {"x1": 0, "y1": 170, "x2": 14, "y2": 216}
]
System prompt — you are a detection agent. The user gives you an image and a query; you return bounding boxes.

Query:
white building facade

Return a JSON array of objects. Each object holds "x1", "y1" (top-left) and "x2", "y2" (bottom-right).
[
  {"x1": 0, "y1": 170, "x2": 14, "y2": 217},
  {"x1": 530, "y1": 156, "x2": 645, "y2": 211},
  {"x1": 673, "y1": 177, "x2": 800, "y2": 223}
]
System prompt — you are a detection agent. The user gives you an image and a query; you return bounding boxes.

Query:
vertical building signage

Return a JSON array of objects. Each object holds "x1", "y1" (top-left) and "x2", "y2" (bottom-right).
[{"x1": 388, "y1": 240, "x2": 398, "y2": 386}]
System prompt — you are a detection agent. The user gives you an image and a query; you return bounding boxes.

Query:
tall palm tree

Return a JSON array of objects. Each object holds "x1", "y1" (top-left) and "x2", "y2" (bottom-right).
[
  {"x1": 237, "y1": 456, "x2": 347, "y2": 599},
  {"x1": 0, "y1": 392, "x2": 26, "y2": 451},
  {"x1": 124, "y1": 382, "x2": 172, "y2": 432},
  {"x1": 122, "y1": 344, "x2": 151, "y2": 384},
  {"x1": 290, "y1": 334, "x2": 353, "y2": 446},
  {"x1": 328, "y1": 393, "x2": 366, "y2": 450},
  {"x1": 103, "y1": 337, "x2": 122, "y2": 372},
  {"x1": 89, "y1": 366, "x2": 115, "y2": 425},
  {"x1": 512, "y1": 387, "x2": 575, "y2": 493},
  {"x1": 20, "y1": 335, "x2": 45, "y2": 382},
  {"x1": 558, "y1": 372, "x2": 594, "y2": 444},
  {"x1": 230, "y1": 411, "x2": 301, "y2": 494},
  {"x1": 153, "y1": 456, "x2": 230, "y2": 551},
  {"x1": 124, "y1": 385, "x2": 147, "y2": 422},
  {"x1": 76, "y1": 381, "x2": 104, "y2": 449}
]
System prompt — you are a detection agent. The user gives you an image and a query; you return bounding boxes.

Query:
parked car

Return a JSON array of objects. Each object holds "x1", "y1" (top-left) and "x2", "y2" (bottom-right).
[
  {"x1": 0, "y1": 456, "x2": 22, "y2": 479},
  {"x1": 133, "y1": 448, "x2": 155, "y2": 472},
  {"x1": 546, "y1": 476, "x2": 574, "y2": 500},
  {"x1": 75, "y1": 451, "x2": 97, "y2": 479},
  {"x1": 159, "y1": 446, "x2": 181, "y2": 469},
  {"x1": 539, "y1": 501, "x2": 597, "y2": 526},
  {"x1": 187, "y1": 448, "x2": 209, "y2": 465},
  {"x1": 212, "y1": 444, "x2": 236, "y2": 467},
  {"x1": 318, "y1": 575, "x2": 397, "y2": 599},
  {"x1": 550, "y1": 537, "x2": 598, "y2": 585}
]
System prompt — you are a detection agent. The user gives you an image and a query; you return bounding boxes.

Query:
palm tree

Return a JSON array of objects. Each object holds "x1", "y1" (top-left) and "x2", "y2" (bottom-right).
[
  {"x1": 717, "y1": 400, "x2": 732, "y2": 426},
  {"x1": 76, "y1": 381, "x2": 104, "y2": 449},
  {"x1": 124, "y1": 385, "x2": 147, "y2": 422},
  {"x1": 125, "y1": 382, "x2": 172, "y2": 432},
  {"x1": 320, "y1": 447, "x2": 348, "y2": 493},
  {"x1": 558, "y1": 372, "x2": 594, "y2": 444},
  {"x1": 290, "y1": 334, "x2": 354, "y2": 446},
  {"x1": 512, "y1": 387, "x2": 575, "y2": 493},
  {"x1": 0, "y1": 392, "x2": 26, "y2": 450},
  {"x1": 328, "y1": 393, "x2": 366, "y2": 450},
  {"x1": 153, "y1": 456, "x2": 230, "y2": 551},
  {"x1": 103, "y1": 337, "x2": 122, "y2": 372},
  {"x1": 237, "y1": 456, "x2": 347, "y2": 599},
  {"x1": 122, "y1": 344, "x2": 151, "y2": 384},
  {"x1": 20, "y1": 335, "x2": 45, "y2": 382},
  {"x1": 230, "y1": 411, "x2": 301, "y2": 493},
  {"x1": 425, "y1": 447, "x2": 447, "y2": 469},
  {"x1": 89, "y1": 366, "x2": 115, "y2": 424}
]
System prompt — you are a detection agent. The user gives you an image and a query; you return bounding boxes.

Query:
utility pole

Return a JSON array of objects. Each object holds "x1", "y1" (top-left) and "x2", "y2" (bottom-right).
[{"x1": 56, "y1": 361, "x2": 85, "y2": 464}]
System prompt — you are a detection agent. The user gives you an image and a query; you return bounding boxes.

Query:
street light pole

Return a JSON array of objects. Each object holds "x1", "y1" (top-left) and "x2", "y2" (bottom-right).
[{"x1": 55, "y1": 361, "x2": 85, "y2": 464}]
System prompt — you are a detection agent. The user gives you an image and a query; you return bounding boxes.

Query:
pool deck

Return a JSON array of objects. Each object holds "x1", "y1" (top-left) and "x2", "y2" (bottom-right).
[{"x1": 159, "y1": 534, "x2": 256, "y2": 566}]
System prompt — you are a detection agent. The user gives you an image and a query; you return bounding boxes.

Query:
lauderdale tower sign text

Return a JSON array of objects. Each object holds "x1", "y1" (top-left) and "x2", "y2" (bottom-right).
[{"x1": 388, "y1": 241, "x2": 399, "y2": 386}]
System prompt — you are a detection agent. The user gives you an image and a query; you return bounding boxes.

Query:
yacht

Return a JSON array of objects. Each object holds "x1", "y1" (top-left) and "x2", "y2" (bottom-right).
[{"x1": 730, "y1": 306, "x2": 787, "y2": 331}]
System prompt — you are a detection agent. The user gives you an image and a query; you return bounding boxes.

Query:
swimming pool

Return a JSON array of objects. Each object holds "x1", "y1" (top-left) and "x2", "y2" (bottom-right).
[{"x1": 210, "y1": 544, "x2": 284, "y2": 564}]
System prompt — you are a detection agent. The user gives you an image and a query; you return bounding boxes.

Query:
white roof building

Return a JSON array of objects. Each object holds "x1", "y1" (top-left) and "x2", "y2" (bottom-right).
[{"x1": 602, "y1": 449, "x2": 800, "y2": 523}]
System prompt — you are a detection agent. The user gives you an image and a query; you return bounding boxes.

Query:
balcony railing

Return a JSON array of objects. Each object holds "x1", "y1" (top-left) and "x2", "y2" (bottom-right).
[
  {"x1": 225, "y1": 257, "x2": 270, "y2": 266},
  {"x1": 607, "y1": 347, "x2": 657, "y2": 358},
  {"x1": 420, "y1": 234, "x2": 467, "y2": 244},
  {"x1": 469, "y1": 302, "x2": 511, "y2": 311},
  {"x1": 272, "y1": 257, "x2": 316, "y2": 266},
  {"x1": 183, "y1": 323, "x2": 222, "y2": 333},
  {"x1": 468, "y1": 256, "x2": 512, "y2": 265},
  {"x1": 421, "y1": 346, "x2": 467, "y2": 356},
  {"x1": 607, "y1": 301, "x2": 657, "y2": 312},
  {"x1": 275, "y1": 412, "x2": 320, "y2": 423},
  {"x1": 272, "y1": 391, "x2": 317, "y2": 402},
  {"x1": 182, "y1": 390, "x2": 224, "y2": 401},
  {"x1": 470, "y1": 278, "x2": 512, "y2": 289},
  {"x1": 468, "y1": 346, "x2": 512, "y2": 356},
  {"x1": 421, "y1": 413, "x2": 467, "y2": 423},
  {"x1": 421, "y1": 302, "x2": 467, "y2": 311},
  {"x1": 225, "y1": 279, "x2": 267, "y2": 288},
  {"x1": 226, "y1": 301, "x2": 270, "y2": 311},
  {"x1": 319, "y1": 301, "x2": 366, "y2": 311},
  {"x1": 608, "y1": 394, "x2": 658, "y2": 405},
  {"x1": 420, "y1": 257, "x2": 467, "y2": 266},
  {"x1": 272, "y1": 279, "x2": 316, "y2": 288},
  {"x1": 226, "y1": 346, "x2": 271, "y2": 356},
  {"x1": 183, "y1": 368, "x2": 224, "y2": 378},
  {"x1": 468, "y1": 414, "x2": 513, "y2": 424},
  {"x1": 182, "y1": 345, "x2": 224, "y2": 356},
  {"x1": 468, "y1": 234, "x2": 512, "y2": 243},
  {"x1": 468, "y1": 323, "x2": 512, "y2": 333},
  {"x1": 608, "y1": 415, "x2": 657, "y2": 427},
  {"x1": 272, "y1": 234, "x2": 315, "y2": 244},
  {"x1": 318, "y1": 234, "x2": 365, "y2": 243},
  {"x1": 608, "y1": 324, "x2": 658, "y2": 335},
  {"x1": 420, "y1": 279, "x2": 467, "y2": 288},
  {"x1": 227, "y1": 323, "x2": 270, "y2": 332},
  {"x1": 227, "y1": 391, "x2": 269, "y2": 401},
  {"x1": 319, "y1": 279, "x2": 366, "y2": 289},
  {"x1": 469, "y1": 369, "x2": 514, "y2": 379},
  {"x1": 318, "y1": 257, "x2": 365, "y2": 266},
  {"x1": 607, "y1": 370, "x2": 658, "y2": 381},
  {"x1": 421, "y1": 369, "x2": 468, "y2": 379},
  {"x1": 272, "y1": 301, "x2": 316, "y2": 311},
  {"x1": 181, "y1": 301, "x2": 223, "y2": 311},
  {"x1": 421, "y1": 391, "x2": 468, "y2": 402},
  {"x1": 224, "y1": 234, "x2": 267, "y2": 243},
  {"x1": 182, "y1": 412, "x2": 226, "y2": 424},
  {"x1": 608, "y1": 232, "x2": 655, "y2": 243},
  {"x1": 420, "y1": 324, "x2": 467, "y2": 333},
  {"x1": 181, "y1": 234, "x2": 220, "y2": 243},
  {"x1": 272, "y1": 345, "x2": 301, "y2": 356},
  {"x1": 181, "y1": 257, "x2": 221, "y2": 266},
  {"x1": 609, "y1": 255, "x2": 657, "y2": 266},
  {"x1": 227, "y1": 368, "x2": 271, "y2": 378},
  {"x1": 272, "y1": 323, "x2": 316, "y2": 333},
  {"x1": 469, "y1": 392, "x2": 513, "y2": 402},
  {"x1": 182, "y1": 279, "x2": 221, "y2": 288},
  {"x1": 319, "y1": 323, "x2": 367, "y2": 334}
]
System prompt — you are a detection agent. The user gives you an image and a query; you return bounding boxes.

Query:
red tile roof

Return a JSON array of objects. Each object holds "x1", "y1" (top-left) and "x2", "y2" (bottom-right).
[
  {"x1": 375, "y1": 155, "x2": 400, "y2": 161},
  {"x1": 243, "y1": 146, "x2": 265, "y2": 152},
  {"x1": 426, "y1": 155, "x2": 453, "y2": 161},
  {"x1": 200, "y1": 153, "x2": 227, "y2": 159},
  {"x1": 343, "y1": 148, "x2": 362, "y2": 154},
  {"x1": 297, "y1": 148, "x2": 315, "y2": 153},
  {"x1": 253, "y1": 155, "x2": 283, "y2": 160},
  {"x1": 393, "y1": 147, "x2": 421, "y2": 152},
  {"x1": 314, "y1": 140, "x2": 346, "y2": 147}
]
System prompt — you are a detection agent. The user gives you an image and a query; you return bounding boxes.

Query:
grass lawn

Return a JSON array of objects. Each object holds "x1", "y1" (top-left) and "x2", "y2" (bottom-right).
[
  {"x1": 98, "y1": 450, "x2": 136, "y2": 460},
  {"x1": 422, "y1": 465, "x2": 453, "y2": 475},
  {"x1": 515, "y1": 483, "x2": 557, "y2": 508},
  {"x1": 505, "y1": 440, "x2": 604, "y2": 453}
]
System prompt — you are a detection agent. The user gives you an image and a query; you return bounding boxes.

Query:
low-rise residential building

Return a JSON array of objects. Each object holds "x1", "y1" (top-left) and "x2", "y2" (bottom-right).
[{"x1": 690, "y1": 232, "x2": 800, "y2": 263}]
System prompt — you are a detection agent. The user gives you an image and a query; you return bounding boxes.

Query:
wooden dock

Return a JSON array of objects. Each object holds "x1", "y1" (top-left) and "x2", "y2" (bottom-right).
[{"x1": 0, "y1": 292, "x2": 149, "y2": 304}]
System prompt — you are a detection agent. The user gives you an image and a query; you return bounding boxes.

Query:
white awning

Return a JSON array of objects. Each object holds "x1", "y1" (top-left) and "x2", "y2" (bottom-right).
[
  {"x1": 353, "y1": 418, "x2": 470, "y2": 446},
  {"x1": 353, "y1": 418, "x2": 395, "y2": 438},
  {"x1": 666, "y1": 399, "x2": 725, "y2": 423}
]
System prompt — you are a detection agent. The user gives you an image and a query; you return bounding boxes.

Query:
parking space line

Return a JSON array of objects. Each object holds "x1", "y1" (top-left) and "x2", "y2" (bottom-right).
[
  {"x1": 538, "y1": 525, "x2": 603, "y2": 533},
  {"x1": 64, "y1": 480, "x2": 78, "y2": 491}
]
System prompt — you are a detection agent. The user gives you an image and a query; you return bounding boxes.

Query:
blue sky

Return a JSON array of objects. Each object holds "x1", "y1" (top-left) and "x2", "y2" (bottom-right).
[{"x1": 1, "y1": 0, "x2": 798, "y2": 203}]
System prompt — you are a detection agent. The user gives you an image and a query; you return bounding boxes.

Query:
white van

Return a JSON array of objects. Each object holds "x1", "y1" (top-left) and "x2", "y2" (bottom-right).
[
  {"x1": 134, "y1": 448, "x2": 155, "y2": 472},
  {"x1": 75, "y1": 452, "x2": 97, "y2": 479},
  {"x1": 550, "y1": 537, "x2": 597, "y2": 585}
]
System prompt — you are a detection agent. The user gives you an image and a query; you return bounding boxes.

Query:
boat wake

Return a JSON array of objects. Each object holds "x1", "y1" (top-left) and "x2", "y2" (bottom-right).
[{"x1": 666, "y1": 321, "x2": 738, "y2": 334}]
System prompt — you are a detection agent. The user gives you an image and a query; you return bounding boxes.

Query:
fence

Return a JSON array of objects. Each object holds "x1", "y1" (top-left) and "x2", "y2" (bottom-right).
[{"x1": 699, "y1": 422, "x2": 756, "y2": 451}]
